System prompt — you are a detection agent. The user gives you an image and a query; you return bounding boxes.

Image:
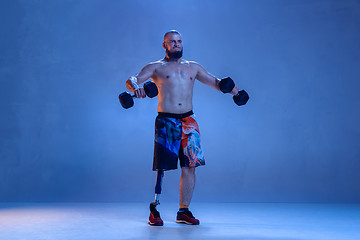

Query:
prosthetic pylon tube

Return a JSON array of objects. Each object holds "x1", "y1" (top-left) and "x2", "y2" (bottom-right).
[{"x1": 154, "y1": 170, "x2": 164, "y2": 205}]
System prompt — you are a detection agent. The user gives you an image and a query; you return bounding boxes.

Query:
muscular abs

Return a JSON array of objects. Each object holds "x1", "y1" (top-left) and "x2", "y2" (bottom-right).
[{"x1": 151, "y1": 61, "x2": 197, "y2": 114}]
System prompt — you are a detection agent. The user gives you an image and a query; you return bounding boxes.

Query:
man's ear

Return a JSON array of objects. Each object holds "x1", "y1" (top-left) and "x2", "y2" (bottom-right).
[{"x1": 162, "y1": 42, "x2": 166, "y2": 49}]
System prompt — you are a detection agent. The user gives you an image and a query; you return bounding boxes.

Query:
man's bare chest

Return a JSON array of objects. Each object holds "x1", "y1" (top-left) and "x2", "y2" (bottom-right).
[{"x1": 154, "y1": 64, "x2": 197, "y2": 82}]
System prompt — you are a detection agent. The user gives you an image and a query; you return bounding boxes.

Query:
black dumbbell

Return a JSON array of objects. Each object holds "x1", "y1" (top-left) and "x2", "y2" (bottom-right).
[
  {"x1": 219, "y1": 77, "x2": 249, "y2": 106},
  {"x1": 119, "y1": 81, "x2": 158, "y2": 109}
]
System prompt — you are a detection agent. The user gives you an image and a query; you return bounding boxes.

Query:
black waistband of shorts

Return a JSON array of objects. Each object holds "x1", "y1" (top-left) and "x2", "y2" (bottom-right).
[{"x1": 157, "y1": 110, "x2": 193, "y2": 119}]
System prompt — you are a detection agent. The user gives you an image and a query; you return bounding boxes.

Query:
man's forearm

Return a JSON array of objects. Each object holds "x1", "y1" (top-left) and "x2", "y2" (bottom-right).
[
  {"x1": 126, "y1": 76, "x2": 139, "y2": 92},
  {"x1": 214, "y1": 78, "x2": 221, "y2": 91}
]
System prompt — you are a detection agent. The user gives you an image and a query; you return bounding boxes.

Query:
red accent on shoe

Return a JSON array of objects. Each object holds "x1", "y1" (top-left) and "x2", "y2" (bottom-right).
[
  {"x1": 149, "y1": 212, "x2": 163, "y2": 226},
  {"x1": 176, "y1": 211, "x2": 200, "y2": 225}
]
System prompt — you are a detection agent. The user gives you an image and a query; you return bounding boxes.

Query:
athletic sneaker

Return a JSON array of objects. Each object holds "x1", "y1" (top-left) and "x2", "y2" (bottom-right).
[
  {"x1": 148, "y1": 202, "x2": 163, "y2": 226},
  {"x1": 176, "y1": 209, "x2": 200, "y2": 225}
]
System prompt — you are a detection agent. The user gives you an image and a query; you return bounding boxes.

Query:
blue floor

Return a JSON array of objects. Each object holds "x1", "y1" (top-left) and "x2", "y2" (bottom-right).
[{"x1": 0, "y1": 202, "x2": 359, "y2": 240}]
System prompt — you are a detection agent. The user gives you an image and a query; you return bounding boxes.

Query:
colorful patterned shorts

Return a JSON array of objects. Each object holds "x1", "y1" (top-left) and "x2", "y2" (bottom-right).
[{"x1": 153, "y1": 110, "x2": 205, "y2": 171}]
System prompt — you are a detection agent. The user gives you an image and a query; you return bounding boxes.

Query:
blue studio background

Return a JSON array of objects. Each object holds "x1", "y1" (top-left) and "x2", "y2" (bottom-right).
[{"x1": 1, "y1": 0, "x2": 359, "y2": 203}]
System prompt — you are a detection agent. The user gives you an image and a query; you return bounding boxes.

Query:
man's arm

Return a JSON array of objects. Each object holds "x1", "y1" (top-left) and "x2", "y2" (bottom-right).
[
  {"x1": 194, "y1": 62, "x2": 239, "y2": 95},
  {"x1": 126, "y1": 63, "x2": 157, "y2": 98}
]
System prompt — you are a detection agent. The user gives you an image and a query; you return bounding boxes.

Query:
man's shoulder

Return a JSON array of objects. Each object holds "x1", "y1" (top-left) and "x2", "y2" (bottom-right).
[
  {"x1": 148, "y1": 60, "x2": 163, "y2": 66},
  {"x1": 142, "y1": 60, "x2": 163, "y2": 70},
  {"x1": 181, "y1": 59, "x2": 197, "y2": 64},
  {"x1": 182, "y1": 60, "x2": 202, "y2": 68},
  {"x1": 151, "y1": 59, "x2": 165, "y2": 64}
]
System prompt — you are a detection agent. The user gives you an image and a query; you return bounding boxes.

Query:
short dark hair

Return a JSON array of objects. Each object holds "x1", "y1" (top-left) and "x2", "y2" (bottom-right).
[{"x1": 164, "y1": 30, "x2": 181, "y2": 40}]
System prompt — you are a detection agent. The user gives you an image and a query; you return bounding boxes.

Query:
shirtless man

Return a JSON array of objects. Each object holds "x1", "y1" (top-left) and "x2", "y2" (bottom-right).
[{"x1": 126, "y1": 30, "x2": 239, "y2": 226}]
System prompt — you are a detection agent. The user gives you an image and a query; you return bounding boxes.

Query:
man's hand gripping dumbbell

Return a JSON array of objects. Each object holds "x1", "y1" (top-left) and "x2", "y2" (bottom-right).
[
  {"x1": 119, "y1": 76, "x2": 158, "y2": 109},
  {"x1": 219, "y1": 77, "x2": 249, "y2": 106}
]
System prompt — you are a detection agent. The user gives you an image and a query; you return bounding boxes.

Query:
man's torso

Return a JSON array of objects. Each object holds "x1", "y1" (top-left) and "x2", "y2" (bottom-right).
[{"x1": 150, "y1": 59, "x2": 198, "y2": 114}]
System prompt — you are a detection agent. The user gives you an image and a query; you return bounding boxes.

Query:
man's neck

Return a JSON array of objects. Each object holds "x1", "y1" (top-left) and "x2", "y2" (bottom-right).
[{"x1": 164, "y1": 56, "x2": 182, "y2": 63}]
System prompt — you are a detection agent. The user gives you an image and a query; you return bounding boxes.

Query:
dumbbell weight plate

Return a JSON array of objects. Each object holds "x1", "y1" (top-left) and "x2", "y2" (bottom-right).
[
  {"x1": 219, "y1": 77, "x2": 235, "y2": 93},
  {"x1": 233, "y1": 90, "x2": 249, "y2": 106},
  {"x1": 144, "y1": 81, "x2": 158, "y2": 98},
  {"x1": 119, "y1": 92, "x2": 134, "y2": 109}
]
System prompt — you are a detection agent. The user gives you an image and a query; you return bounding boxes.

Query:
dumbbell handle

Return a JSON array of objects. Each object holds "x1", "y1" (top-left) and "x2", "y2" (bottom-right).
[{"x1": 129, "y1": 88, "x2": 145, "y2": 98}]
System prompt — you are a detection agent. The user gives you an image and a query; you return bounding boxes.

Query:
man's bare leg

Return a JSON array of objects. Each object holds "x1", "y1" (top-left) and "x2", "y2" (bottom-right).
[
  {"x1": 177, "y1": 166, "x2": 200, "y2": 224},
  {"x1": 179, "y1": 167, "x2": 195, "y2": 208}
]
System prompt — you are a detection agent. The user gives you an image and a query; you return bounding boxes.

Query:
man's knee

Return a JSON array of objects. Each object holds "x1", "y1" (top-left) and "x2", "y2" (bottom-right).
[{"x1": 181, "y1": 167, "x2": 195, "y2": 176}]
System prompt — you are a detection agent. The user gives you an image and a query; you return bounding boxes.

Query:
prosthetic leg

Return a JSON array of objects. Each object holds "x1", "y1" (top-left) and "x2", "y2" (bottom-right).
[
  {"x1": 149, "y1": 170, "x2": 164, "y2": 226},
  {"x1": 152, "y1": 170, "x2": 164, "y2": 206}
]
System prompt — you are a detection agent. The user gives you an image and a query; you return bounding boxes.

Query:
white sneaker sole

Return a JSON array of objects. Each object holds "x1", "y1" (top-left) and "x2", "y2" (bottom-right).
[
  {"x1": 176, "y1": 220, "x2": 199, "y2": 225},
  {"x1": 148, "y1": 221, "x2": 163, "y2": 226}
]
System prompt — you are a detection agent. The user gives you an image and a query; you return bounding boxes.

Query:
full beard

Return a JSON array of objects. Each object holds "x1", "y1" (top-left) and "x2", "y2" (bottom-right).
[{"x1": 166, "y1": 48, "x2": 183, "y2": 59}]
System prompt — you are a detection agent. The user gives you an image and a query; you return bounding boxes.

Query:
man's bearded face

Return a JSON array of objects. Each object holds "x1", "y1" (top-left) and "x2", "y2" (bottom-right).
[
  {"x1": 166, "y1": 48, "x2": 183, "y2": 59},
  {"x1": 164, "y1": 33, "x2": 183, "y2": 59}
]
